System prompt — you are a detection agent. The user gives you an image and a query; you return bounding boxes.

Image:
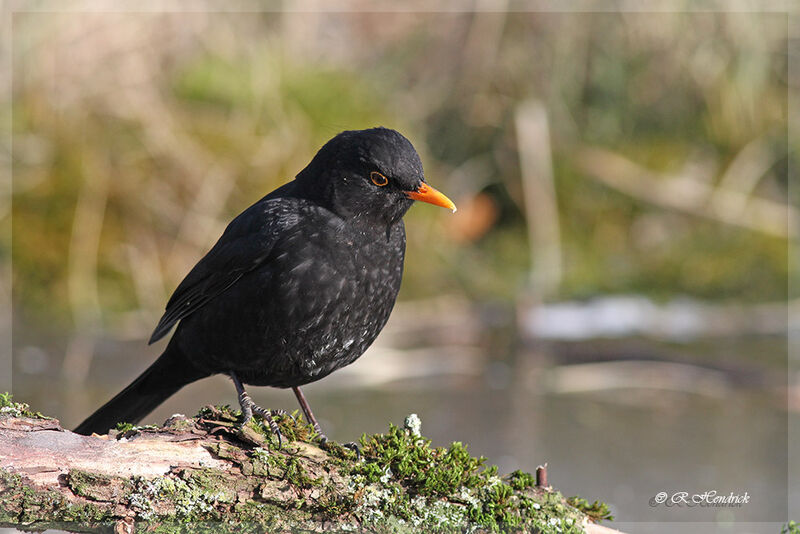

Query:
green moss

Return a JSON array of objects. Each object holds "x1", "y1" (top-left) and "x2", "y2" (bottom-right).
[
  {"x1": 250, "y1": 410, "x2": 317, "y2": 445},
  {"x1": 355, "y1": 424, "x2": 493, "y2": 497},
  {"x1": 0, "y1": 468, "x2": 115, "y2": 525},
  {"x1": 284, "y1": 456, "x2": 321, "y2": 489},
  {"x1": 181, "y1": 469, "x2": 239, "y2": 505},
  {"x1": 250, "y1": 447, "x2": 288, "y2": 477},
  {"x1": 115, "y1": 421, "x2": 137, "y2": 433},
  {"x1": 231, "y1": 501, "x2": 285, "y2": 525},
  {"x1": 1, "y1": 411, "x2": 607, "y2": 533},
  {"x1": 0, "y1": 392, "x2": 49, "y2": 419},
  {"x1": 196, "y1": 404, "x2": 239, "y2": 422},
  {"x1": 61, "y1": 501, "x2": 115, "y2": 523},
  {"x1": 66, "y1": 470, "x2": 131, "y2": 501},
  {"x1": 508, "y1": 469, "x2": 536, "y2": 491},
  {"x1": 314, "y1": 484, "x2": 358, "y2": 517},
  {"x1": 120, "y1": 445, "x2": 320, "y2": 523},
  {"x1": 128, "y1": 474, "x2": 223, "y2": 521},
  {"x1": 111, "y1": 422, "x2": 159, "y2": 439},
  {"x1": 131, "y1": 520, "x2": 293, "y2": 534},
  {"x1": 343, "y1": 422, "x2": 593, "y2": 533},
  {"x1": 163, "y1": 415, "x2": 196, "y2": 432},
  {"x1": 197, "y1": 405, "x2": 326, "y2": 456},
  {"x1": 567, "y1": 496, "x2": 614, "y2": 522},
  {"x1": 322, "y1": 439, "x2": 360, "y2": 466},
  {"x1": 195, "y1": 405, "x2": 317, "y2": 447}
]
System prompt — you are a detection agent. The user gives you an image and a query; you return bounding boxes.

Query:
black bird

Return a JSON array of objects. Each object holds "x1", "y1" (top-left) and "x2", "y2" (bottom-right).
[{"x1": 74, "y1": 127, "x2": 456, "y2": 440}]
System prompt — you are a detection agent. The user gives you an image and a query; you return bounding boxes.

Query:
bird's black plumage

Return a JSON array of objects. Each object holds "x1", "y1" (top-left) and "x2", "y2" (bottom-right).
[{"x1": 74, "y1": 127, "x2": 455, "y2": 437}]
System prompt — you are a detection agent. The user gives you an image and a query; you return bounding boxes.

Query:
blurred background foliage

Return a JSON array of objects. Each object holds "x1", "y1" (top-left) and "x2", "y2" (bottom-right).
[
  {"x1": 10, "y1": 10, "x2": 790, "y2": 335},
  {"x1": 6, "y1": 6, "x2": 796, "y2": 525}
]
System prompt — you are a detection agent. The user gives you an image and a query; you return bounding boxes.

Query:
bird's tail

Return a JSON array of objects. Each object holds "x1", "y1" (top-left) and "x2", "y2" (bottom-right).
[{"x1": 74, "y1": 340, "x2": 209, "y2": 436}]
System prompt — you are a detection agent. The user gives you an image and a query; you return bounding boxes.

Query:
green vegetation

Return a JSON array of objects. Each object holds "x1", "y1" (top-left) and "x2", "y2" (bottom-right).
[
  {"x1": 0, "y1": 469, "x2": 117, "y2": 525},
  {"x1": 332, "y1": 419, "x2": 589, "y2": 532},
  {"x1": 508, "y1": 470, "x2": 536, "y2": 491},
  {"x1": 115, "y1": 421, "x2": 138, "y2": 433},
  {"x1": 0, "y1": 399, "x2": 609, "y2": 533},
  {"x1": 0, "y1": 392, "x2": 48, "y2": 419},
  {"x1": 200, "y1": 406, "x2": 598, "y2": 531},
  {"x1": 354, "y1": 425, "x2": 492, "y2": 496},
  {"x1": 566, "y1": 496, "x2": 614, "y2": 522},
  {"x1": 10, "y1": 12, "x2": 790, "y2": 331}
]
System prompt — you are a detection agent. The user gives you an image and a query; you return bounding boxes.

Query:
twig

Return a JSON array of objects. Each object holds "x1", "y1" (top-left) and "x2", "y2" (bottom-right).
[
  {"x1": 576, "y1": 146, "x2": 795, "y2": 238},
  {"x1": 515, "y1": 100, "x2": 563, "y2": 298}
]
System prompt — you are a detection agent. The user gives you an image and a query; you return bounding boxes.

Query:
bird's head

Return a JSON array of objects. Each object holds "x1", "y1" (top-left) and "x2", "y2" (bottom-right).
[{"x1": 296, "y1": 127, "x2": 456, "y2": 225}]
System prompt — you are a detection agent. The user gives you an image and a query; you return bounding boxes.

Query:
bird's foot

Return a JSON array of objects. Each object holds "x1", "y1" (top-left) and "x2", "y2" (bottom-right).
[
  {"x1": 320, "y1": 439, "x2": 361, "y2": 459},
  {"x1": 237, "y1": 392, "x2": 286, "y2": 447},
  {"x1": 289, "y1": 386, "x2": 357, "y2": 457},
  {"x1": 309, "y1": 420, "x2": 328, "y2": 444},
  {"x1": 268, "y1": 408, "x2": 297, "y2": 424},
  {"x1": 231, "y1": 372, "x2": 287, "y2": 447},
  {"x1": 343, "y1": 441, "x2": 361, "y2": 460}
]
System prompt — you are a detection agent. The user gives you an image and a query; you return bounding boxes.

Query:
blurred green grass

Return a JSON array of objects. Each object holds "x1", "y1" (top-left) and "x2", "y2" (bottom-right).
[{"x1": 9, "y1": 11, "x2": 791, "y2": 332}]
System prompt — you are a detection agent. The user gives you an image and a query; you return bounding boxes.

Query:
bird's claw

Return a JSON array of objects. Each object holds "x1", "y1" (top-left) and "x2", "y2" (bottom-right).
[
  {"x1": 237, "y1": 404, "x2": 285, "y2": 448},
  {"x1": 234, "y1": 381, "x2": 285, "y2": 447},
  {"x1": 270, "y1": 408, "x2": 297, "y2": 424},
  {"x1": 343, "y1": 441, "x2": 361, "y2": 460},
  {"x1": 307, "y1": 421, "x2": 358, "y2": 460},
  {"x1": 304, "y1": 416, "x2": 328, "y2": 444}
]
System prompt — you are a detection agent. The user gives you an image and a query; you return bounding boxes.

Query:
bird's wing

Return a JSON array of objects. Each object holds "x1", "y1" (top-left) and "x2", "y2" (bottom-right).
[{"x1": 148, "y1": 198, "x2": 300, "y2": 344}]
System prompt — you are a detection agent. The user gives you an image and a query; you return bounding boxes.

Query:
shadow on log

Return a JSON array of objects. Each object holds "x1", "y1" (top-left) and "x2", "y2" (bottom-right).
[{"x1": 0, "y1": 394, "x2": 619, "y2": 533}]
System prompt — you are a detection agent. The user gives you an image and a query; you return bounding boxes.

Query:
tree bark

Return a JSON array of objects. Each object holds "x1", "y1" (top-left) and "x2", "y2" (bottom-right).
[{"x1": 0, "y1": 398, "x2": 619, "y2": 533}]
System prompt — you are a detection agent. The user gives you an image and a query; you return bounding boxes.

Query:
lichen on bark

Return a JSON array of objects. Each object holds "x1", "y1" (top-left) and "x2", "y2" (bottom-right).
[{"x1": 0, "y1": 394, "x2": 612, "y2": 533}]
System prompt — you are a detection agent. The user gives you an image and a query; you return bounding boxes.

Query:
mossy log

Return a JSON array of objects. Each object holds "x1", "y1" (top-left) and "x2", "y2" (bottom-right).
[{"x1": 0, "y1": 394, "x2": 620, "y2": 533}]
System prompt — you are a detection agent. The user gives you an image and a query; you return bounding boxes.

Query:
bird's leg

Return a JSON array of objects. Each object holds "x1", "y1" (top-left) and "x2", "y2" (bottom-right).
[
  {"x1": 292, "y1": 386, "x2": 327, "y2": 443},
  {"x1": 230, "y1": 372, "x2": 283, "y2": 447},
  {"x1": 292, "y1": 386, "x2": 360, "y2": 458}
]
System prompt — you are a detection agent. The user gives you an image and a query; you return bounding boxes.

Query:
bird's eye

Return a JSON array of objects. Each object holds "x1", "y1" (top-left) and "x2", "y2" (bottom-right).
[{"x1": 370, "y1": 171, "x2": 388, "y2": 187}]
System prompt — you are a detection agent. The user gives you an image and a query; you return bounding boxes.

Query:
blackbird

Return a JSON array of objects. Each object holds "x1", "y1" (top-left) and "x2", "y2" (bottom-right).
[{"x1": 74, "y1": 127, "x2": 456, "y2": 440}]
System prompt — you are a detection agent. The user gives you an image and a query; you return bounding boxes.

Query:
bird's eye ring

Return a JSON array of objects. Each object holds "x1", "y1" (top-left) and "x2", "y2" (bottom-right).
[{"x1": 370, "y1": 171, "x2": 388, "y2": 187}]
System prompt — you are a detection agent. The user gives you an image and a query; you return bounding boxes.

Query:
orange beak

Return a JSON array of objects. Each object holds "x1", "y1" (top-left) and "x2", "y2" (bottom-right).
[{"x1": 406, "y1": 182, "x2": 457, "y2": 212}]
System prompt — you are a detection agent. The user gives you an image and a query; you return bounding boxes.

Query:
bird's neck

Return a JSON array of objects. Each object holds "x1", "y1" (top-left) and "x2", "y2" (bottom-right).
[{"x1": 294, "y1": 167, "x2": 334, "y2": 207}]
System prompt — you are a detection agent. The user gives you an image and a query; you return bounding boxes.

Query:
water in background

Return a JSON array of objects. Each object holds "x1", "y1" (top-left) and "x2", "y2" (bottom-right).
[{"x1": 11, "y1": 298, "x2": 790, "y2": 526}]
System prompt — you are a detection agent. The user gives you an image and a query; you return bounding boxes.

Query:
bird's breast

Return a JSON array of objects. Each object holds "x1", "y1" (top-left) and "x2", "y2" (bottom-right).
[
  {"x1": 179, "y1": 211, "x2": 407, "y2": 388},
  {"x1": 264, "y1": 219, "x2": 406, "y2": 380}
]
